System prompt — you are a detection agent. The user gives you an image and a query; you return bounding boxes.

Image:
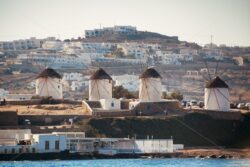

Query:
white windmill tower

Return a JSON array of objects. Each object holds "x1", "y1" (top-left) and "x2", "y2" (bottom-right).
[
  {"x1": 139, "y1": 67, "x2": 162, "y2": 102},
  {"x1": 89, "y1": 68, "x2": 113, "y2": 101},
  {"x1": 204, "y1": 76, "x2": 230, "y2": 111},
  {"x1": 35, "y1": 67, "x2": 63, "y2": 99}
]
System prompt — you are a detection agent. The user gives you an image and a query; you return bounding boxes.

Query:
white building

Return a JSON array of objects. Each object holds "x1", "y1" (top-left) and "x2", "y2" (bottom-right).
[
  {"x1": 134, "y1": 139, "x2": 173, "y2": 153},
  {"x1": 42, "y1": 41, "x2": 63, "y2": 51},
  {"x1": 85, "y1": 25, "x2": 137, "y2": 38},
  {"x1": 63, "y1": 72, "x2": 83, "y2": 81},
  {"x1": 0, "y1": 130, "x2": 181, "y2": 155},
  {"x1": 89, "y1": 68, "x2": 113, "y2": 101},
  {"x1": 0, "y1": 89, "x2": 9, "y2": 99},
  {"x1": 97, "y1": 138, "x2": 174, "y2": 155},
  {"x1": 113, "y1": 74, "x2": 139, "y2": 91},
  {"x1": 139, "y1": 68, "x2": 162, "y2": 102},
  {"x1": 0, "y1": 37, "x2": 55, "y2": 51},
  {"x1": 204, "y1": 76, "x2": 230, "y2": 111},
  {"x1": 100, "y1": 99, "x2": 121, "y2": 110},
  {"x1": 36, "y1": 68, "x2": 63, "y2": 99},
  {"x1": 6, "y1": 94, "x2": 34, "y2": 101},
  {"x1": 51, "y1": 132, "x2": 93, "y2": 153},
  {"x1": 30, "y1": 134, "x2": 66, "y2": 153}
]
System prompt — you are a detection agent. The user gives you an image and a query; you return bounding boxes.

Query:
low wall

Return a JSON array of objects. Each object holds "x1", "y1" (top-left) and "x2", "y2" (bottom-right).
[
  {"x1": 6, "y1": 99, "x2": 82, "y2": 106},
  {"x1": 93, "y1": 110, "x2": 135, "y2": 117},
  {"x1": 194, "y1": 109, "x2": 242, "y2": 120},
  {"x1": 0, "y1": 125, "x2": 80, "y2": 134}
]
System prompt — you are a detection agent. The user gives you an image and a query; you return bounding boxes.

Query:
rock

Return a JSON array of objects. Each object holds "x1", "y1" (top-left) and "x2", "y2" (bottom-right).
[
  {"x1": 218, "y1": 155, "x2": 227, "y2": 159},
  {"x1": 210, "y1": 155, "x2": 217, "y2": 158}
]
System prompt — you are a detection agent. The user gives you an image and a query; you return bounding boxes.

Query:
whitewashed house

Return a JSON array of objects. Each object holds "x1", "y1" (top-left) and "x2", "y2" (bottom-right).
[{"x1": 113, "y1": 74, "x2": 139, "y2": 91}]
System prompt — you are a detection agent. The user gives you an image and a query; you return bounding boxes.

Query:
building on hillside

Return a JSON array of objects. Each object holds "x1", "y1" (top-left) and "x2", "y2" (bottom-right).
[
  {"x1": 42, "y1": 41, "x2": 63, "y2": 51},
  {"x1": 0, "y1": 37, "x2": 55, "y2": 51},
  {"x1": 0, "y1": 89, "x2": 9, "y2": 99},
  {"x1": 62, "y1": 72, "x2": 83, "y2": 81},
  {"x1": 113, "y1": 74, "x2": 139, "y2": 91},
  {"x1": 85, "y1": 25, "x2": 137, "y2": 38},
  {"x1": 17, "y1": 53, "x2": 88, "y2": 69}
]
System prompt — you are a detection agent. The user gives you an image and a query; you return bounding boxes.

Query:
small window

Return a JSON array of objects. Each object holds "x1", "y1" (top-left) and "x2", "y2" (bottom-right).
[
  {"x1": 11, "y1": 148, "x2": 15, "y2": 154},
  {"x1": 45, "y1": 141, "x2": 50, "y2": 150},
  {"x1": 19, "y1": 148, "x2": 22, "y2": 153},
  {"x1": 4, "y1": 149, "x2": 7, "y2": 154},
  {"x1": 26, "y1": 148, "x2": 29, "y2": 153},
  {"x1": 55, "y1": 140, "x2": 60, "y2": 150},
  {"x1": 32, "y1": 148, "x2": 36, "y2": 153},
  {"x1": 58, "y1": 85, "x2": 60, "y2": 88},
  {"x1": 111, "y1": 102, "x2": 114, "y2": 107}
]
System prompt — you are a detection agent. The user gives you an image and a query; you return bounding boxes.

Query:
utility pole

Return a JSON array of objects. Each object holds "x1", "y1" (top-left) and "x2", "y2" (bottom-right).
[{"x1": 210, "y1": 35, "x2": 213, "y2": 49}]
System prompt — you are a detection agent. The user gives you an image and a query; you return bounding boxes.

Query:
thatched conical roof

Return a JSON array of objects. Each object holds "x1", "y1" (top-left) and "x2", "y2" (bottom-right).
[
  {"x1": 206, "y1": 76, "x2": 229, "y2": 88},
  {"x1": 36, "y1": 68, "x2": 61, "y2": 79},
  {"x1": 90, "y1": 68, "x2": 112, "y2": 80},
  {"x1": 139, "y1": 67, "x2": 162, "y2": 79}
]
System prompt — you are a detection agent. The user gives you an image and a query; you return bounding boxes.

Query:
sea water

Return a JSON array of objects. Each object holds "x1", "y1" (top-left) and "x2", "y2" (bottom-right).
[{"x1": 0, "y1": 158, "x2": 250, "y2": 167}]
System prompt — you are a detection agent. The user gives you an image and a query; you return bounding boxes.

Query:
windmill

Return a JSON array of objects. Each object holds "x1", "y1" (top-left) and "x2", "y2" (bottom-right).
[
  {"x1": 139, "y1": 67, "x2": 162, "y2": 102},
  {"x1": 35, "y1": 67, "x2": 63, "y2": 99},
  {"x1": 204, "y1": 76, "x2": 230, "y2": 111},
  {"x1": 89, "y1": 68, "x2": 113, "y2": 101}
]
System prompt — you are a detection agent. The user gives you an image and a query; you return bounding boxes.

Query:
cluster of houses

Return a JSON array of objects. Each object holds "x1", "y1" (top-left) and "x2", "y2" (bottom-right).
[{"x1": 0, "y1": 26, "x2": 206, "y2": 70}]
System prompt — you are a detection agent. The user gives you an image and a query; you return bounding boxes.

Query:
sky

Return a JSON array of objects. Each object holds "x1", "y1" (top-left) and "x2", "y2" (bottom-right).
[{"x1": 0, "y1": 0, "x2": 249, "y2": 46}]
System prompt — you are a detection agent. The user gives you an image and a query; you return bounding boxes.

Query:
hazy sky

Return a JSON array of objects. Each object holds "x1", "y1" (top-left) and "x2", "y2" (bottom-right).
[{"x1": 0, "y1": 0, "x2": 249, "y2": 46}]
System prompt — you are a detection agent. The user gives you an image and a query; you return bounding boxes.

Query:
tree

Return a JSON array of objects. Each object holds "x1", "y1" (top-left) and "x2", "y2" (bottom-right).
[
  {"x1": 64, "y1": 39, "x2": 70, "y2": 42},
  {"x1": 113, "y1": 85, "x2": 136, "y2": 99},
  {"x1": 162, "y1": 91, "x2": 183, "y2": 101},
  {"x1": 113, "y1": 48, "x2": 125, "y2": 58},
  {"x1": 170, "y1": 91, "x2": 183, "y2": 101}
]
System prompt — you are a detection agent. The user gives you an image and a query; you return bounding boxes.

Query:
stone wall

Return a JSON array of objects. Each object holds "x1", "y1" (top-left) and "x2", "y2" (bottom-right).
[
  {"x1": 0, "y1": 111, "x2": 18, "y2": 126},
  {"x1": 18, "y1": 115, "x2": 91, "y2": 126},
  {"x1": 131, "y1": 100, "x2": 184, "y2": 116}
]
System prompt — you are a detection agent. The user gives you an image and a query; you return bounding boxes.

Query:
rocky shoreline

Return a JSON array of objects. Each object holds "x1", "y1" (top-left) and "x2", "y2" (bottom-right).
[
  {"x1": 0, "y1": 148, "x2": 249, "y2": 161},
  {"x1": 177, "y1": 148, "x2": 250, "y2": 159}
]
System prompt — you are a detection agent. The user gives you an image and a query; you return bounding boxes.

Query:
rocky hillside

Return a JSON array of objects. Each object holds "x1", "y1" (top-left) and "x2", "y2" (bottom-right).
[
  {"x1": 80, "y1": 31, "x2": 201, "y2": 49},
  {"x1": 78, "y1": 113, "x2": 250, "y2": 148}
]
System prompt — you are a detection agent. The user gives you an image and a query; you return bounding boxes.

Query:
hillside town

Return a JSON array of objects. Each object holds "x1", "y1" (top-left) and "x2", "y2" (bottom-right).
[
  {"x1": 0, "y1": 26, "x2": 250, "y2": 103},
  {"x1": 0, "y1": 26, "x2": 250, "y2": 160}
]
